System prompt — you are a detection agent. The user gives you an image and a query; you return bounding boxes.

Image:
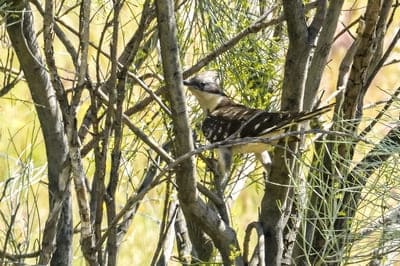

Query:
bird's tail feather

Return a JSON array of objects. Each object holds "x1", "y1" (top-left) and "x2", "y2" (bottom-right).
[
  {"x1": 292, "y1": 103, "x2": 334, "y2": 124},
  {"x1": 261, "y1": 103, "x2": 334, "y2": 135}
]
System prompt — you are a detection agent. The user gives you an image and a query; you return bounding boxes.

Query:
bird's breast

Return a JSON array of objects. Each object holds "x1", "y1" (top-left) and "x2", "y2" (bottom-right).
[{"x1": 232, "y1": 143, "x2": 274, "y2": 154}]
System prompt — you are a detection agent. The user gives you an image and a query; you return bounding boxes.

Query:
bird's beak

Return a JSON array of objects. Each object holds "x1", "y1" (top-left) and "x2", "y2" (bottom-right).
[{"x1": 183, "y1": 80, "x2": 196, "y2": 92}]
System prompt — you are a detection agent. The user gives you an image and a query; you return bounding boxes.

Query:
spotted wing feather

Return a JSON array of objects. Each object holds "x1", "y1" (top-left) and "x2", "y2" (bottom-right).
[{"x1": 202, "y1": 104, "x2": 332, "y2": 143}]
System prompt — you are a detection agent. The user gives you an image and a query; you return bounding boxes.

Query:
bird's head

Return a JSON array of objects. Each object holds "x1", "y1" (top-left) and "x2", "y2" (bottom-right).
[{"x1": 183, "y1": 71, "x2": 228, "y2": 113}]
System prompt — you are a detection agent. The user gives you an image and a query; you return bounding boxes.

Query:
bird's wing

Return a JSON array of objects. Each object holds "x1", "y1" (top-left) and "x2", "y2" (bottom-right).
[
  {"x1": 202, "y1": 104, "x2": 332, "y2": 143},
  {"x1": 201, "y1": 104, "x2": 257, "y2": 142}
]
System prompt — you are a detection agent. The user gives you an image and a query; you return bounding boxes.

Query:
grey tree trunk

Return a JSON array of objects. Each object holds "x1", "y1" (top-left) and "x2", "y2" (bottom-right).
[
  {"x1": 5, "y1": 1, "x2": 72, "y2": 265},
  {"x1": 259, "y1": 1, "x2": 327, "y2": 265},
  {"x1": 155, "y1": 0, "x2": 243, "y2": 264}
]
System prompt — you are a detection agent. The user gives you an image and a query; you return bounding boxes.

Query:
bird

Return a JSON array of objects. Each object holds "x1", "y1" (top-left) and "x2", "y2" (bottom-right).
[{"x1": 183, "y1": 71, "x2": 331, "y2": 190}]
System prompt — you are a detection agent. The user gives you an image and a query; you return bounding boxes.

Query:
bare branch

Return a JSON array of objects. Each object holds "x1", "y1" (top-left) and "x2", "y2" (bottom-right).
[
  {"x1": 30, "y1": 0, "x2": 78, "y2": 65},
  {"x1": 67, "y1": 118, "x2": 98, "y2": 266},
  {"x1": 305, "y1": 0, "x2": 345, "y2": 109},
  {"x1": 156, "y1": 0, "x2": 244, "y2": 264},
  {"x1": 0, "y1": 71, "x2": 22, "y2": 97},
  {"x1": 364, "y1": 27, "x2": 400, "y2": 92},
  {"x1": 359, "y1": 85, "x2": 400, "y2": 138},
  {"x1": 359, "y1": 204, "x2": 400, "y2": 237},
  {"x1": 0, "y1": 249, "x2": 41, "y2": 262},
  {"x1": 5, "y1": 3, "x2": 72, "y2": 265},
  {"x1": 342, "y1": 0, "x2": 381, "y2": 122},
  {"x1": 43, "y1": 0, "x2": 69, "y2": 114},
  {"x1": 96, "y1": 88, "x2": 173, "y2": 162},
  {"x1": 105, "y1": 2, "x2": 124, "y2": 264},
  {"x1": 243, "y1": 222, "x2": 265, "y2": 266},
  {"x1": 0, "y1": 203, "x2": 19, "y2": 265}
]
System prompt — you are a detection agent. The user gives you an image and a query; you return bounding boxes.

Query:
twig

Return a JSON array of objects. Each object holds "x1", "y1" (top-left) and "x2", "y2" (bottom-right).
[
  {"x1": 364, "y1": 28, "x2": 400, "y2": 93},
  {"x1": 154, "y1": 129, "x2": 362, "y2": 184},
  {"x1": 243, "y1": 222, "x2": 265, "y2": 266},
  {"x1": 127, "y1": 72, "x2": 172, "y2": 116},
  {"x1": 95, "y1": 129, "x2": 356, "y2": 251},
  {"x1": 197, "y1": 183, "x2": 225, "y2": 206},
  {"x1": 359, "y1": 85, "x2": 400, "y2": 139},
  {"x1": 333, "y1": 17, "x2": 360, "y2": 42},
  {"x1": 0, "y1": 203, "x2": 20, "y2": 264},
  {"x1": 151, "y1": 191, "x2": 179, "y2": 266},
  {"x1": 0, "y1": 249, "x2": 41, "y2": 262},
  {"x1": 0, "y1": 71, "x2": 22, "y2": 97},
  {"x1": 96, "y1": 88, "x2": 173, "y2": 162}
]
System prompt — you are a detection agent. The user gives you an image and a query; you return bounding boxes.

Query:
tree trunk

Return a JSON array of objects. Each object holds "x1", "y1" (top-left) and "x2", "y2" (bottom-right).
[
  {"x1": 155, "y1": 0, "x2": 243, "y2": 264},
  {"x1": 5, "y1": 1, "x2": 72, "y2": 265},
  {"x1": 260, "y1": 1, "x2": 327, "y2": 265}
]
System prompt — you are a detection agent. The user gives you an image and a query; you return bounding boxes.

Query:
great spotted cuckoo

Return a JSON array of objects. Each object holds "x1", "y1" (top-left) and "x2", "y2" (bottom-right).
[{"x1": 184, "y1": 71, "x2": 331, "y2": 188}]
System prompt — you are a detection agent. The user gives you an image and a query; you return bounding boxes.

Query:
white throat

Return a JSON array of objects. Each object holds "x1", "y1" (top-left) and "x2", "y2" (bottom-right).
[{"x1": 190, "y1": 89, "x2": 226, "y2": 113}]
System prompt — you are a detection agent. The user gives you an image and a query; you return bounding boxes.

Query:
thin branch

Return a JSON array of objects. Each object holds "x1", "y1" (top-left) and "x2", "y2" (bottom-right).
[
  {"x1": 0, "y1": 72, "x2": 22, "y2": 97},
  {"x1": 197, "y1": 183, "x2": 225, "y2": 206},
  {"x1": 70, "y1": 0, "x2": 91, "y2": 113},
  {"x1": 367, "y1": 0, "x2": 393, "y2": 76},
  {"x1": 305, "y1": 0, "x2": 344, "y2": 109},
  {"x1": 154, "y1": 129, "x2": 361, "y2": 189},
  {"x1": 96, "y1": 88, "x2": 173, "y2": 162},
  {"x1": 342, "y1": 0, "x2": 381, "y2": 122},
  {"x1": 333, "y1": 17, "x2": 361, "y2": 42},
  {"x1": 152, "y1": 189, "x2": 178, "y2": 266},
  {"x1": 38, "y1": 186, "x2": 68, "y2": 265},
  {"x1": 127, "y1": 72, "x2": 172, "y2": 116},
  {"x1": 30, "y1": 0, "x2": 79, "y2": 65},
  {"x1": 243, "y1": 222, "x2": 265, "y2": 266},
  {"x1": 364, "y1": 28, "x2": 400, "y2": 92},
  {"x1": 359, "y1": 85, "x2": 400, "y2": 139},
  {"x1": 94, "y1": 172, "x2": 162, "y2": 250},
  {"x1": 384, "y1": 58, "x2": 400, "y2": 66},
  {"x1": 77, "y1": 0, "x2": 153, "y2": 146},
  {"x1": 43, "y1": 0, "x2": 69, "y2": 114},
  {"x1": 174, "y1": 207, "x2": 192, "y2": 264},
  {"x1": 68, "y1": 118, "x2": 98, "y2": 266},
  {"x1": 0, "y1": 203, "x2": 19, "y2": 265},
  {"x1": 0, "y1": 249, "x2": 41, "y2": 262},
  {"x1": 93, "y1": 129, "x2": 357, "y2": 253},
  {"x1": 105, "y1": 2, "x2": 124, "y2": 265},
  {"x1": 336, "y1": 125, "x2": 400, "y2": 233}
]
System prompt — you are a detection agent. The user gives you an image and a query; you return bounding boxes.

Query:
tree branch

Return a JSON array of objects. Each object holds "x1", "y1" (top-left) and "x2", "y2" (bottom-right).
[
  {"x1": 305, "y1": 0, "x2": 345, "y2": 109},
  {"x1": 156, "y1": 0, "x2": 243, "y2": 264},
  {"x1": 5, "y1": 2, "x2": 72, "y2": 265}
]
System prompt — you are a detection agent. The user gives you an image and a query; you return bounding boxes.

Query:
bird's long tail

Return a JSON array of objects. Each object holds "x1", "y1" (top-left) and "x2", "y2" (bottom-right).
[
  {"x1": 292, "y1": 103, "x2": 334, "y2": 124},
  {"x1": 263, "y1": 103, "x2": 334, "y2": 134}
]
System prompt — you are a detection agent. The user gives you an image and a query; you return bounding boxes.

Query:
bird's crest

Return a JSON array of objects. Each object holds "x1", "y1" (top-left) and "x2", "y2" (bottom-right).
[
  {"x1": 183, "y1": 71, "x2": 225, "y2": 96},
  {"x1": 193, "y1": 71, "x2": 220, "y2": 85}
]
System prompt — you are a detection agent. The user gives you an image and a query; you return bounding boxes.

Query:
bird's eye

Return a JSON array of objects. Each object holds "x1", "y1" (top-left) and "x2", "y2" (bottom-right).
[{"x1": 199, "y1": 82, "x2": 206, "y2": 88}]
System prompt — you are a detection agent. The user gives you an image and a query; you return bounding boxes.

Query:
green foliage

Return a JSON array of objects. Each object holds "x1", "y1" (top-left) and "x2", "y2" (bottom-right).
[
  {"x1": 180, "y1": 1, "x2": 285, "y2": 110},
  {"x1": 221, "y1": 37, "x2": 283, "y2": 110},
  {"x1": 228, "y1": 244, "x2": 241, "y2": 262}
]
